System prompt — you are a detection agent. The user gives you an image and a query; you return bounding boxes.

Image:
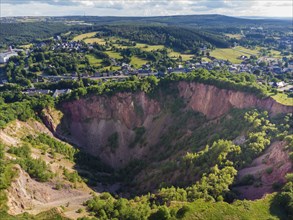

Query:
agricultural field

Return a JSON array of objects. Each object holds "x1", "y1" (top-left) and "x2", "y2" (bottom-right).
[
  {"x1": 225, "y1": 34, "x2": 244, "y2": 39},
  {"x1": 19, "y1": 43, "x2": 33, "y2": 49},
  {"x1": 84, "y1": 37, "x2": 106, "y2": 45},
  {"x1": 135, "y1": 43, "x2": 165, "y2": 52},
  {"x1": 73, "y1": 32, "x2": 97, "y2": 41},
  {"x1": 202, "y1": 57, "x2": 212, "y2": 62},
  {"x1": 105, "y1": 51, "x2": 122, "y2": 59},
  {"x1": 72, "y1": 32, "x2": 286, "y2": 68},
  {"x1": 102, "y1": 66, "x2": 121, "y2": 71},
  {"x1": 130, "y1": 56, "x2": 148, "y2": 68},
  {"x1": 168, "y1": 51, "x2": 194, "y2": 61},
  {"x1": 73, "y1": 32, "x2": 194, "y2": 62},
  {"x1": 210, "y1": 46, "x2": 260, "y2": 64},
  {"x1": 85, "y1": 54, "x2": 103, "y2": 67}
]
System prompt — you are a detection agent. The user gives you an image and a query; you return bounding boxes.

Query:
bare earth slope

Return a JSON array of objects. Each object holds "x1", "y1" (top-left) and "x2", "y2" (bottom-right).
[
  {"x1": 235, "y1": 141, "x2": 292, "y2": 200},
  {"x1": 0, "y1": 120, "x2": 94, "y2": 219},
  {"x1": 178, "y1": 82, "x2": 293, "y2": 119}
]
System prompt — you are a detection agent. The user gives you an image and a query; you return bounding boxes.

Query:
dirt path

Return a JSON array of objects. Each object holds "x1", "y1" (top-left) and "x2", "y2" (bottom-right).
[{"x1": 28, "y1": 194, "x2": 92, "y2": 219}]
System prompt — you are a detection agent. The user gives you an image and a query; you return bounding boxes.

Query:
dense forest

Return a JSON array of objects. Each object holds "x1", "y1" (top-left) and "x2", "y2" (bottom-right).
[
  {"x1": 48, "y1": 14, "x2": 292, "y2": 28},
  {"x1": 0, "y1": 22, "x2": 70, "y2": 46},
  {"x1": 95, "y1": 25, "x2": 230, "y2": 50}
]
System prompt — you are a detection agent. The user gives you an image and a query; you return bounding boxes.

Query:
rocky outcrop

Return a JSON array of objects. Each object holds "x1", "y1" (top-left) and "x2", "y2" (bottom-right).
[
  {"x1": 178, "y1": 82, "x2": 293, "y2": 119},
  {"x1": 62, "y1": 92, "x2": 160, "y2": 128},
  {"x1": 41, "y1": 107, "x2": 64, "y2": 133}
]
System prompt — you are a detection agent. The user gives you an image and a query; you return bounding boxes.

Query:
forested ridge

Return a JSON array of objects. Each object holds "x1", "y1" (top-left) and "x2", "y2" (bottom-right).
[
  {"x1": 95, "y1": 25, "x2": 230, "y2": 50},
  {"x1": 0, "y1": 22, "x2": 70, "y2": 46}
]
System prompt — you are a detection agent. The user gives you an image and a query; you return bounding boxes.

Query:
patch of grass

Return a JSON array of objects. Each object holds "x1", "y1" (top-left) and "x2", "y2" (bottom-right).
[
  {"x1": 210, "y1": 46, "x2": 259, "y2": 64},
  {"x1": 235, "y1": 46, "x2": 259, "y2": 56},
  {"x1": 135, "y1": 43, "x2": 165, "y2": 51},
  {"x1": 19, "y1": 44, "x2": 33, "y2": 49},
  {"x1": 202, "y1": 57, "x2": 212, "y2": 62},
  {"x1": 86, "y1": 54, "x2": 103, "y2": 67},
  {"x1": 73, "y1": 32, "x2": 97, "y2": 41},
  {"x1": 112, "y1": 44, "x2": 129, "y2": 49},
  {"x1": 102, "y1": 66, "x2": 121, "y2": 71},
  {"x1": 225, "y1": 34, "x2": 243, "y2": 40},
  {"x1": 168, "y1": 51, "x2": 194, "y2": 61},
  {"x1": 84, "y1": 37, "x2": 106, "y2": 45},
  {"x1": 272, "y1": 93, "x2": 293, "y2": 106},
  {"x1": 105, "y1": 51, "x2": 122, "y2": 59},
  {"x1": 183, "y1": 194, "x2": 286, "y2": 220},
  {"x1": 130, "y1": 56, "x2": 148, "y2": 68}
]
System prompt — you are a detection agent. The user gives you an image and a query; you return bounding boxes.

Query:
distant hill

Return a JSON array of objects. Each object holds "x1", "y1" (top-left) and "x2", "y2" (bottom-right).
[
  {"x1": 54, "y1": 14, "x2": 292, "y2": 27},
  {"x1": 0, "y1": 14, "x2": 290, "y2": 46}
]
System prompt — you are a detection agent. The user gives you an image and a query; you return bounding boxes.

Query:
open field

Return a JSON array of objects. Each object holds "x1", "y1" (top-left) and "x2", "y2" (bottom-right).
[
  {"x1": 184, "y1": 194, "x2": 286, "y2": 220},
  {"x1": 105, "y1": 51, "x2": 122, "y2": 59},
  {"x1": 202, "y1": 57, "x2": 212, "y2": 62},
  {"x1": 86, "y1": 54, "x2": 102, "y2": 67},
  {"x1": 130, "y1": 56, "x2": 148, "y2": 68},
  {"x1": 135, "y1": 43, "x2": 165, "y2": 51},
  {"x1": 168, "y1": 51, "x2": 194, "y2": 61},
  {"x1": 225, "y1": 34, "x2": 243, "y2": 39},
  {"x1": 210, "y1": 46, "x2": 260, "y2": 64},
  {"x1": 84, "y1": 37, "x2": 106, "y2": 45},
  {"x1": 73, "y1": 32, "x2": 97, "y2": 41},
  {"x1": 272, "y1": 93, "x2": 293, "y2": 106},
  {"x1": 269, "y1": 50, "x2": 282, "y2": 58},
  {"x1": 102, "y1": 66, "x2": 121, "y2": 71},
  {"x1": 112, "y1": 44, "x2": 129, "y2": 49},
  {"x1": 74, "y1": 34, "x2": 197, "y2": 63},
  {"x1": 73, "y1": 34, "x2": 286, "y2": 67},
  {"x1": 19, "y1": 44, "x2": 33, "y2": 49}
]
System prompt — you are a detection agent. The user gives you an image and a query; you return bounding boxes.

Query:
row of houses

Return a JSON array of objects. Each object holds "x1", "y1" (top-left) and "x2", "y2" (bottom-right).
[{"x1": 22, "y1": 89, "x2": 72, "y2": 98}]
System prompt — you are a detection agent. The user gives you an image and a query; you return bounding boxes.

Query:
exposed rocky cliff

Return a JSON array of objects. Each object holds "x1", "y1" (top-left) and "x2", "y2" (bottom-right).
[
  {"x1": 53, "y1": 92, "x2": 163, "y2": 168},
  {"x1": 44, "y1": 82, "x2": 293, "y2": 168},
  {"x1": 178, "y1": 82, "x2": 293, "y2": 119}
]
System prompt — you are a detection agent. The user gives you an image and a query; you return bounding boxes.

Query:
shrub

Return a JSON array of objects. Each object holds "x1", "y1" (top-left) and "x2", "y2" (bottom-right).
[{"x1": 176, "y1": 205, "x2": 190, "y2": 218}]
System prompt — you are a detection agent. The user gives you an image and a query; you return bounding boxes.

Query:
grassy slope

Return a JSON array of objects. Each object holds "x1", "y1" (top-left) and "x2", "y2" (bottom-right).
[
  {"x1": 184, "y1": 194, "x2": 286, "y2": 220},
  {"x1": 84, "y1": 37, "x2": 106, "y2": 45},
  {"x1": 130, "y1": 56, "x2": 148, "y2": 68},
  {"x1": 225, "y1": 34, "x2": 244, "y2": 40},
  {"x1": 135, "y1": 43, "x2": 165, "y2": 52},
  {"x1": 105, "y1": 50, "x2": 123, "y2": 59},
  {"x1": 169, "y1": 51, "x2": 194, "y2": 61},
  {"x1": 72, "y1": 32, "x2": 97, "y2": 41},
  {"x1": 210, "y1": 46, "x2": 259, "y2": 64},
  {"x1": 85, "y1": 54, "x2": 103, "y2": 67},
  {"x1": 75, "y1": 33, "x2": 195, "y2": 63},
  {"x1": 272, "y1": 93, "x2": 293, "y2": 106}
]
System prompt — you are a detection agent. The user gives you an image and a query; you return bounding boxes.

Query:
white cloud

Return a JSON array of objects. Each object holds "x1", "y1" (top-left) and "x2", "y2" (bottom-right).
[{"x1": 1, "y1": 0, "x2": 292, "y2": 17}]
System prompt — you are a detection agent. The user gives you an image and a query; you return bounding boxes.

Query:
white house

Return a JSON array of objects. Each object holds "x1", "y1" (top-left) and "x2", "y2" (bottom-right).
[{"x1": 0, "y1": 47, "x2": 19, "y2": 63}]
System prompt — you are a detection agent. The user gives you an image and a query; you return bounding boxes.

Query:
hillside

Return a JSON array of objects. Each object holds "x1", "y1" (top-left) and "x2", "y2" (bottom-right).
[{"x1": 51, "y1": 14, "x2": 292, "y2": 27}]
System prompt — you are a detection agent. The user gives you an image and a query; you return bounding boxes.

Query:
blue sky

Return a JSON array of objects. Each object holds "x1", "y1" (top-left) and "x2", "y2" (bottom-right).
[{"x1": 1, "y1": 0, "x2": 292, "y2": 17}]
